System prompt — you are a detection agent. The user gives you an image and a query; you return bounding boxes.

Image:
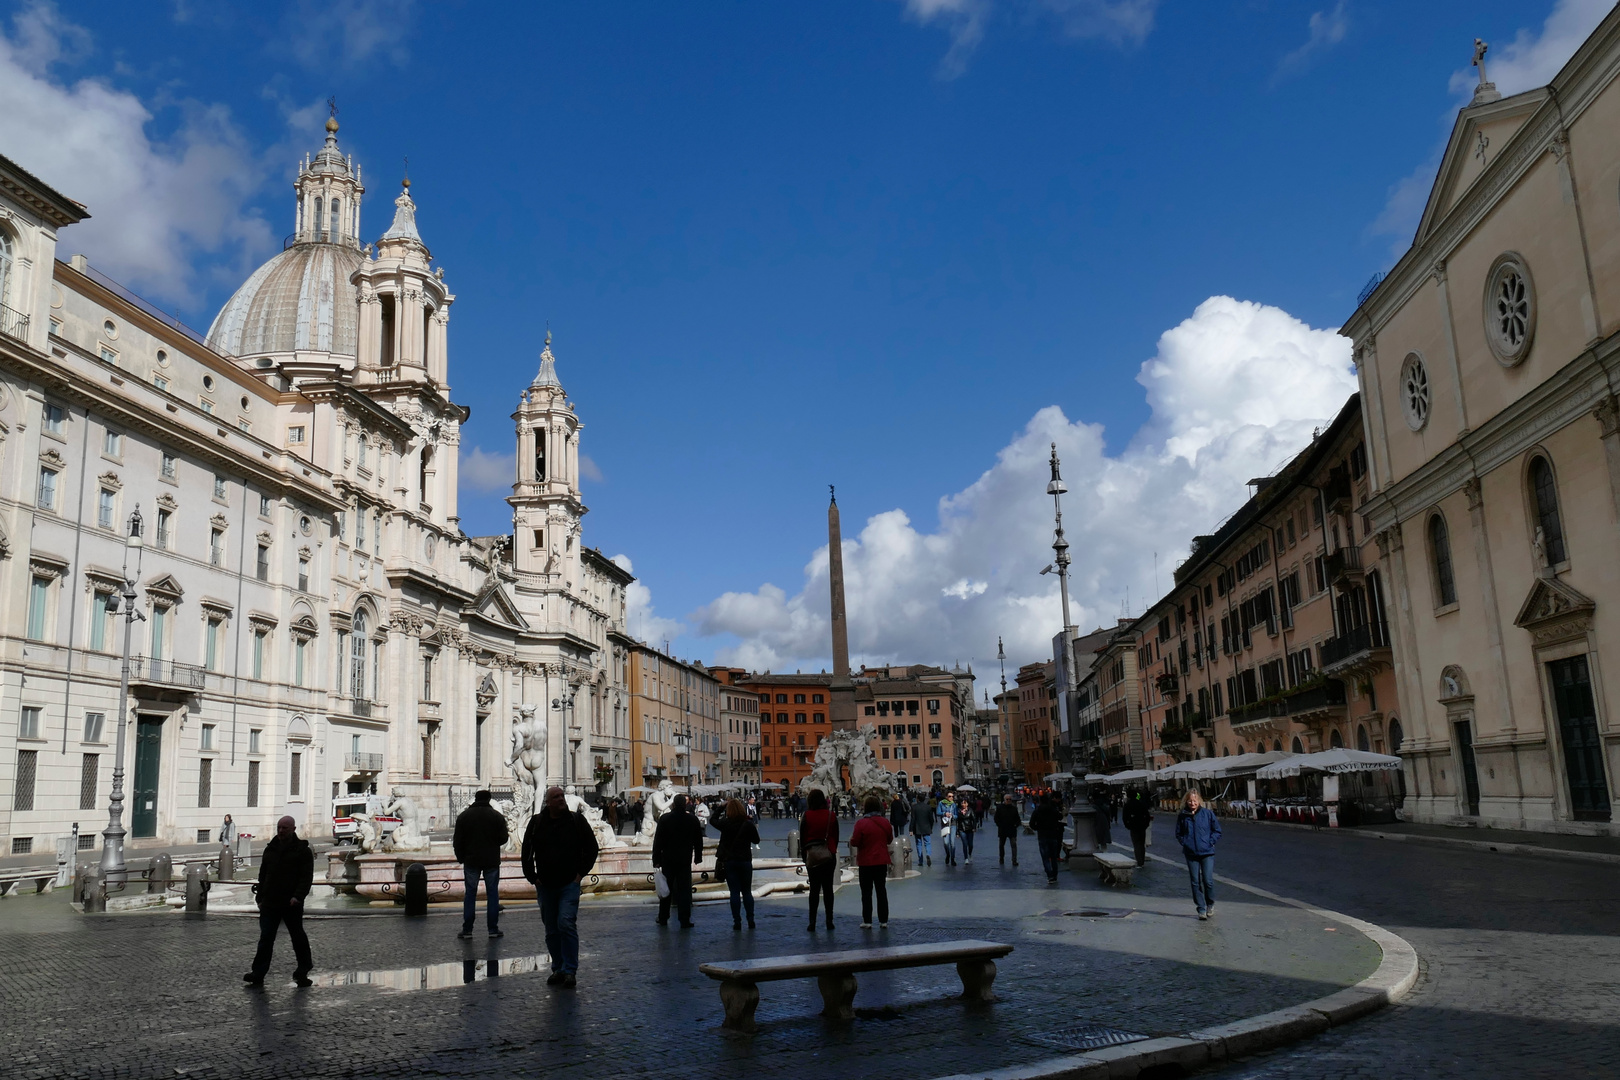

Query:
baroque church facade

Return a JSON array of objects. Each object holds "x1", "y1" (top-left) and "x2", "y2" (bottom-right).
[{"x1": 0, "y1": 119, "x2": 632, "y2": 858}]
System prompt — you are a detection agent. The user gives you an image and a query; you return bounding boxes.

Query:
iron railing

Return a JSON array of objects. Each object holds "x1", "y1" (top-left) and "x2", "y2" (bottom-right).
[
  {"x1": 1324, "y1": 546, "x2": 1362, "y2": 584},
  {"x1": 1320, "y1": 623, "x2": 1390, "y2": 667},
  {"x1": 1356, "y1": 272, "x2": 1385, "y2": 308},
  {"x1": 0, "y1": 301, "x2": 29, "y2": 342},
  {"x1": 129, "y1": 656, "x2": 207, "y2": 690},
  {"x1": 344, "y1": 752, "x2": 384, "y2": 773}
]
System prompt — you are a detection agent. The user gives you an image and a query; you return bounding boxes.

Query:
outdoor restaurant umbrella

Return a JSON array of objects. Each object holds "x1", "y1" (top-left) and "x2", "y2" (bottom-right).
[
  {"x1": 954, "y1": 784, "x2": 979, "y2": 792},
  {"x1": 1255, "y1": 748, "x2": 1401, "y2": 779},
  {"x1": 1159, "y1": 751, "x2": 1292, "y2": 781},
  {"x1": 1099, "y1": 769, "x2": 1156, "y2": 785}
]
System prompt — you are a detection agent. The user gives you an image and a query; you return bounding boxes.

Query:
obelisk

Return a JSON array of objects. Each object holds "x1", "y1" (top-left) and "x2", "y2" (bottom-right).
[{"x1": 828, "y1": 486, "x2": 857, "y2": 730}]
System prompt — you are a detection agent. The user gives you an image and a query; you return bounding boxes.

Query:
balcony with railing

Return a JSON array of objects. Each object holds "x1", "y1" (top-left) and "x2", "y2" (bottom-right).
[
  {"x1": 1324, "y1": 545, "x2": 1362, "y2": 585},
  {"x1": 0, "y1": 302, "x2": 29, "y2": 342},
  {"x1": 344, "y1": 752, "x2": 384, "y2": 773},
  {"x1": 1155, "y1": 671, "x2": 1179, "y2": 695},
  {"x1": 1320, "y1": 622, "x2": 1392, "y2": 674},
  {"x1": 129, "y1": 656, "x2": 207, "y2": 695},
  {"x1": 1323, "y1": 466, "x2": 1353, "y2": 513}
]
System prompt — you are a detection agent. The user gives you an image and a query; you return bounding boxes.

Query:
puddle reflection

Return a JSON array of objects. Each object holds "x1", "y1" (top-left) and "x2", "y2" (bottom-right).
[{"x1": 313, "y1": 953, "x2": 549, "y2": 991}]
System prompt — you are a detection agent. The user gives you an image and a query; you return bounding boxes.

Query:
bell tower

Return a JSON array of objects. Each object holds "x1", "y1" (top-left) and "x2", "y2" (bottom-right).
[
  {"x1": 353, "y1": 175, "x2": 454, "y2": 392},
  {"x1": 509, "y1": 333, "x2": 586, "y2": 583}
]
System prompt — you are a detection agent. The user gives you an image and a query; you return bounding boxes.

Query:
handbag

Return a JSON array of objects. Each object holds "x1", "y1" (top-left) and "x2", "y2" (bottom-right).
[
  {"x1": 653, "y1": 868, "x2": 670, "y2": 898},
  {"x1": 803, "y1": 840, "x2": 835, "y2": 870}
]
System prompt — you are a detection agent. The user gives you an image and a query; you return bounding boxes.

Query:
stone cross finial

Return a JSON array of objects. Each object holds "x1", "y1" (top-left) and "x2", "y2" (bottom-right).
[{"x1": 1471, "y1": 38, "x2": 1501, "y2": 105}]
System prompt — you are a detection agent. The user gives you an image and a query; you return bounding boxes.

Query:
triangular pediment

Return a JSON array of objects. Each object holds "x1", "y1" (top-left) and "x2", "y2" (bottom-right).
[
  {"x1": 1416, "y1": 89, "x2": 1547, "y2": 247},
  {"x1": 473, "y1": 579, "x2": 528, "y2": 630},
  {"x1": 1514, "y1": 575, "x2": 1595, "y2": 632},
  {"x1": 144, "y1": 573, "x2": 185, "y2": 600}
]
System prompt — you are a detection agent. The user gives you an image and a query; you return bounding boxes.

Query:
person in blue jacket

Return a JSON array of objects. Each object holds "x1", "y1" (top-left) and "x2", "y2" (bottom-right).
[{"x1": 1174, "y1": 789, "x2": 1222, "y2": 920}]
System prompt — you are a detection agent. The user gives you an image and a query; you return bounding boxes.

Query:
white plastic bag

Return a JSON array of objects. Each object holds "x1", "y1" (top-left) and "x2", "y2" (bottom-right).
[{"x1": 653, "y1": 868, "x2": 670, "y2": 898}]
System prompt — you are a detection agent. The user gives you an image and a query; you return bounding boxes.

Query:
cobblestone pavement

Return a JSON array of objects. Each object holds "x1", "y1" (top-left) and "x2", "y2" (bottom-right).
[
  {"x1": 0, "y1": 817, "x2": 1375, "y2": 1079},
  {"x1": 1191, "y1": 817, "x2": 1620, "y2": 1080}
]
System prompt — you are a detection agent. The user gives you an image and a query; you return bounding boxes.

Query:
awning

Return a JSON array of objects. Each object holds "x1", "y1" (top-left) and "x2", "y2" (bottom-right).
[
  {"x1": 1098, "y1": 769, "x2": 1156, "y2": 786},
  {"x1": 1160, "y1": 750, "x2": 1293, "y2": 780},
  {"x1": 1256, "y1": 749, "x2": 1401, "y2": 779}
]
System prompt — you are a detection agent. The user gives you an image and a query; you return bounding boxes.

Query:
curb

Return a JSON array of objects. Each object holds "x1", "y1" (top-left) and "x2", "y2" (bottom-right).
[
  {"x1": 931, "y1": 855, "x2": 1420, "y2": 1080},
  {"x1": 1246, "y1": 817, "x2": 1620, "y2": 867}
]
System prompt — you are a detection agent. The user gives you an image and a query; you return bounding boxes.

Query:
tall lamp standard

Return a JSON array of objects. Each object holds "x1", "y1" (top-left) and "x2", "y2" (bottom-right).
[
  {"x1": 100, "y1": 507, "x2": 145, "y2": 884},
  {"x1": 551, "y1": 686, "x2": 577, "y2": 787},
  {"x1": 1044, "y1": 444, "x2": 1078, "y2": 775}
]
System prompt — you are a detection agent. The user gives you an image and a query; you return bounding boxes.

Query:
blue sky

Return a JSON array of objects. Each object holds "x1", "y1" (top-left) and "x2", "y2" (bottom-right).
[{"x1": 0, "y1": 0, "x2": 1603, "y2": 674}]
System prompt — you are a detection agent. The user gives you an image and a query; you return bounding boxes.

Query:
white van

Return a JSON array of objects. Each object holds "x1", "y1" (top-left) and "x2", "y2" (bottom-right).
[{"x1": 331, "y1": 795, "x2": 401, "y2": 843}]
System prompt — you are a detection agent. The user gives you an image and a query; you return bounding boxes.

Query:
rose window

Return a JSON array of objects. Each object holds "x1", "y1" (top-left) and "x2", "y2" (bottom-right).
[
  {"x1": 1484, "y1": 253, "x2": 1535, "y2": 365},
  {"x1": 1401, "y1": 354, "x2": 1430, "y2": 431}
]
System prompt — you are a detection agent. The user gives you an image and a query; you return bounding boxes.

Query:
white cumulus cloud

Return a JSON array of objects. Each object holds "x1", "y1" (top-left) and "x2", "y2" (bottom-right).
[
  {"x1": 692, "y1": 296, "x2": 1356, "y2": 671},
  {"x1": 0, "y1": 2, "x2": 274, "y2": 308},
  {"x1": 612, "y1": 555, "x2": 687, "y2": 650},
  {"x1": 459, "y1": 445, "x2": 515, "y2": 494}
]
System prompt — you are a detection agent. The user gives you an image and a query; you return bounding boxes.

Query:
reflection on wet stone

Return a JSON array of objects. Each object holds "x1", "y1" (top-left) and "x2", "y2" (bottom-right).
[{"x1": 312, "y1": 953, "x2": 549, "y2": 991}]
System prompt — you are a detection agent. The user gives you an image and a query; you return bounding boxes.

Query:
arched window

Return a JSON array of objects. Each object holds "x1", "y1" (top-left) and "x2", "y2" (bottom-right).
[
  {"x1": 1357, "y1": 725, "x2": 1370, "y2": 751},
  {"x1": 1389, "y1": 718, "x2": 1403, "y2": 755},
  {"x1": 0, "y1": 230, "x2": 12, "y2": 307},
  {"x1": 330, "y1": 198, "x2": 342, "y2": 239},
  {"x1": 313, "y1": 197, "x2": 324, "y2": 237},
  {"x1": 1429, "y1": 514, "x2": 1457, "y2": 607},
  {"x1": 350, "y1": 610, "x2": 368, "y2": 700},
  {"x1": 1330, "y1": 729, "x2": 1344, "y2": 749},
  {"x1": 1235, "y1": 743, "x2": 1245, "y2": 755},
  {"x1": 1529, "y1": 456, "x2": 1566, "y2": 565},
  {"x1": 1291, "y1": 736, "x2": 1304, "y2": 754},
  {"x1": 1273, "y1": 739, "x2": 1283, "y2": 752},
  {"x1": 419, "y1": 446, "x2": 432, "y2": 506},
  {"x1": 535, "y1": 428, "x2": 547, "y2": 480}
]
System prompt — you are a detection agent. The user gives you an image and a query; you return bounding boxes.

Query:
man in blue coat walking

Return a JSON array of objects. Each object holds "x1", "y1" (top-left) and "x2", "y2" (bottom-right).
[{"x1": 1174, "y1": 790, "x2": 1222, "y2": 920}]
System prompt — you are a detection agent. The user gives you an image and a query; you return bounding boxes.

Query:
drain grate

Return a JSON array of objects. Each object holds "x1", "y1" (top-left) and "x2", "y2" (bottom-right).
[
  {"x1": 1025, "y1": 1023, "x2": 1150, "y2": 1052},
  {"x1": 1035, "y1": 907, "x2": 1133, "y2": 919}
]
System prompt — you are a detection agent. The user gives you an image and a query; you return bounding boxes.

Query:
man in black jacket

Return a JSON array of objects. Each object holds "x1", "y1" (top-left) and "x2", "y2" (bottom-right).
[
  {"x1": 651, "y1": 793, "x2": 703, "y2": 928},
  {"x1": 522, "y1": 785, "x2": 599, "y2": 988},
  {"x1": 454, "y1": 789, "x2": 510, "y2": 939},
  {"x1": 244, "y1": 816, "x2": 314, "y2": 987},
  {"x1": 994, "y1": 794, "x2": 1022, "y2": 867},
  {"x1": 888, "y1": 793, "x2": 910, "y2": 835},
  {"x1": 1028, "y1": 793, "x2": 1068, "y2": 884}
]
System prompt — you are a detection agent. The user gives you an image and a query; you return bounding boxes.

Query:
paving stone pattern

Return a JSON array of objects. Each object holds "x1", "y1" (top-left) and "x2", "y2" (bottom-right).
[
  {"x1": 1194, "y1": 818, "x2": 1620, "y2": 1080},
  {"x1": 0, "y1": 818, "x2": 1374, "y2": 1080}
]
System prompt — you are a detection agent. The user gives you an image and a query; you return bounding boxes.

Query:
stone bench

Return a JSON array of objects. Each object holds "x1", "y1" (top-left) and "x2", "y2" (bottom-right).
[
  {"x1": 1094, "y1": 851, "x2": 1137, "y2": 887},
  {"x1": 699, "y1": 938, "x2": 1014, "y2": 1032},
  {"x1": 0, "y1": 869, "x2": 58, "y2": 896}
]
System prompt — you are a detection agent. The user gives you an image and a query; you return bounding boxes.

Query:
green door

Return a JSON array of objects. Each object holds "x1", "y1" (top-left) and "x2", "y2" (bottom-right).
[
  {"x1": 132, "y1": 717, "x2": 164, "y2": 839},
  {"x1": 1549, "y1": 656, "x2": 1611, "y2": 822}
]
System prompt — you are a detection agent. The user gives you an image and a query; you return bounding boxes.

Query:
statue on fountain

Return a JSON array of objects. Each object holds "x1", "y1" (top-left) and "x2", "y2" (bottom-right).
[
  {"x1": 565, "y1": 783, "x2": 624, "y2": 851},
  {"x1": 509, "y1": 703, "x2": 547, "y2": 819},
  {"x1": 634, "y1": 777, "x2": 676, "y2": 846},
  {"x1": 800, "y1": 725, "x2": 896, "y2": 798}
]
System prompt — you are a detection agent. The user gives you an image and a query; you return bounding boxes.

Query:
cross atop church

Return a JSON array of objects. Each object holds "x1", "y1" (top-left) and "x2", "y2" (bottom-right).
[
  {"x1": 1470, "y1": 38, "x2": 1501, "y2": 106},
  {"x1": 327, "y1": 95, "x2": 339, "y2": 119}
]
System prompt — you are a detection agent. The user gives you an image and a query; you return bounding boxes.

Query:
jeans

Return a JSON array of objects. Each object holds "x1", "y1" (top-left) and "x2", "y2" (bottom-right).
[
  {"x1": 251, "y1": 902, "x2": 313, "y2": 977},
  {"x1": 858, "y1": 864, "x2": 889, "y2": 924},
  {"x1": 913, "y1": 834, "x2": 932, "y2": 859},
  {"x1": 462, "y1": 866, "x2": 500, "y2": 933},
  {"x1": 960, "y1": 830, "x2": 975, "y2": 860},
  {"x1": 657, "y1": 868, "x2": 693, "y2": 926},
  {"x1": 806, "y1": 861, "x2": 836, "y2": 926},
  {"x1": 725, "y1": 860, "x2": 754, "y2": 925},
  {"x1": 1186, "y1": 855, "x2": 1216, "y2": 913},
  {"x1": 998, "y1": 834, "x2": 1018, "y2": 864},
  {"x1": 537, "y1": 880, "x2": 582, "y2": 973},
  {"x1": 941, "y1": 830, "x2": 957, "y2": 862},
  {"x1": 1037, "y1": 836, "x2": 1063, "y2": 880},
  {"x1": 1129, "y1": 827, "x2": 1147, "y2": 866}
]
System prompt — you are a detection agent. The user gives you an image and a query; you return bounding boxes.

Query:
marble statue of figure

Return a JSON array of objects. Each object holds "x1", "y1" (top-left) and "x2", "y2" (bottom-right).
[
  {"x1": 509, "y1": 704, "x2": 547, "y2": 816},
  {"x1": 565, "y1": 783, "x2": 623, "y2": 851},
  {"x1": 634, "y1": 778, "x2": 676, "y2": 846},
  {"x1": 363, "y1": 794, "x2": 429, "y2": 853},
  {"x1": 800, "y1": 725, "x2": 896, "y2": 798}
]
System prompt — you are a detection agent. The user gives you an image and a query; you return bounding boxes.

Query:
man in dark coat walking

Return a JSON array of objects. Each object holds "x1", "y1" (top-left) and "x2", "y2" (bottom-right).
[
  {"x1": 888, "y1": 793, "x2": 910, "y2": 834},
  {"x1": 244, "y1": 815, "x2": 314, "y2": 987},
  {"x1": 453, "y1": 789, "x2": 510, "y2": 939},
  {"x1": 522, "y1": 785, "x2": 600, "y2": 987},
  {"x1": 1121, "y1": 788, "x2": 1153, "y2": 867},
  {"x1": 652, "y1": 793, "x2": 703, "y2": 927},
  {"x1": 1028, "y1": 792, "x2": 1068, "y2": 884},
  {"x1": 994, "y1": 794, "x2": 1022, "y2": 866}
]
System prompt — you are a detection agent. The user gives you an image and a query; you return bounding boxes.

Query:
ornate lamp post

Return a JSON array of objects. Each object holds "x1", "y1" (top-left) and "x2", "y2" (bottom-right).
[
  {"x1": 551, "y1": 687, "x2": 577, "y2": 786},
  {"x1": 1045, "y1": 444, "x2": 1080, "y2": 776},
  {"x1": 100, "y1": 507, "x2": 144, "y2": 884}
]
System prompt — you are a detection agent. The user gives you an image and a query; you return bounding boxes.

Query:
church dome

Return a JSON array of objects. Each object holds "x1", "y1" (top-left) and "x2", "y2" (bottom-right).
[{"x1": 206, "y1": 241, "x2": 364, "y2": 357}]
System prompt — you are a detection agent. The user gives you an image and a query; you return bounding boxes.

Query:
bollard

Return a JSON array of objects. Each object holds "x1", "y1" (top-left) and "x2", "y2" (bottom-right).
[
  {"x1": 79, "y1": 863, "x2": 106, "y2": 913},
  {"x1": 787, "y1": 829, "x2": 800, "y2": 859},
  {"x1": 147, "y1": 852, "x2": 172, "y2": 894},
  {"x1": 217, "y1": 844, "x2": 235, "y2": 882},
  {"x1": 184, "y1": 864, "x2": 210, "y2": 912},
  {"x1": 403, "y1": 862, "x2": 428, "y2": 917}
]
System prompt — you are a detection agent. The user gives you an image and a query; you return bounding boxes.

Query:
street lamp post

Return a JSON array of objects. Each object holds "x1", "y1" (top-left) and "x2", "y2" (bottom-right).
[
  {"x1": 100, "y1": 507, "x2": 145, "y2": 884},
  {"x1": 551, "y1": 687, "x2": 577, "y2": 787},
  {"x1": 1046, "y1": 444, "x2": 1079, "y2": 775}
]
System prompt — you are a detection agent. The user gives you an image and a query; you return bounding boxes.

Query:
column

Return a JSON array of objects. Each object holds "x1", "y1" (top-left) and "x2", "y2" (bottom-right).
[
  {"x1": 1463, "y1": 478, "x2": 1517, "y2": 738},
  {"x1": 1595, "y1": 396, "x2": 1620, "y2": 536}
]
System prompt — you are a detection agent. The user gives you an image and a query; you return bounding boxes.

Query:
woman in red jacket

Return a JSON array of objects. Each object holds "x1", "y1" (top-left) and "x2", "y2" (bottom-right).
[
  {"x1": 848, "y1": 795, "x2": 895, "y2": 928},
  {"x1": 800, "y1": 788, "x2": 840, "y2": 931}
]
